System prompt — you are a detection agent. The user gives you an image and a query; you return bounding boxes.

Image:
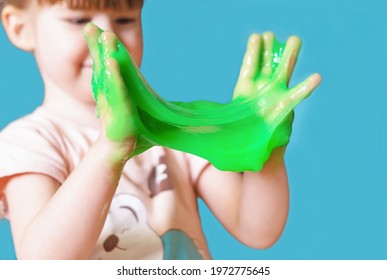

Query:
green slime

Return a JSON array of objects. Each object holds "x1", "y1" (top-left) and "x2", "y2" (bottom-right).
[{"x1": 85, "y1": 24, "x2": 319, "y2": 172}]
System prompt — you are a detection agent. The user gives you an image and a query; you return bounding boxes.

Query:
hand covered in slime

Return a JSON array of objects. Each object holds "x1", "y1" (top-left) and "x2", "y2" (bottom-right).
[{"x1": 84, "y1": 23, "x2": 321, "y2": 172}]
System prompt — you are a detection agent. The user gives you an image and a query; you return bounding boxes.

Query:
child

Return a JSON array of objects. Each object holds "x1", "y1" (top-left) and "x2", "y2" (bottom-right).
[{"x1": 0, "y1": 0, "x2": 320, "y2": 259}]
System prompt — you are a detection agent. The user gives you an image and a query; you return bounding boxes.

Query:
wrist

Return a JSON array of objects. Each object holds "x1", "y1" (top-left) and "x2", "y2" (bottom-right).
[
  {"x1": 93, "y1": 134, "x2": 136, "y2": 165},
  {"x1": 260, "y1": 147, "x2": 286, "y2": 173}
]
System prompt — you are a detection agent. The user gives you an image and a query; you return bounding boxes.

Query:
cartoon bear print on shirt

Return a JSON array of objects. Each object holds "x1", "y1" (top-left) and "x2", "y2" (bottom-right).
[
  {"x1": 90, "y1": 154, "x2": 203, "y2": 260},
  {"x1": 89, "y1": 193, "x2": 164, "y2": 260}
]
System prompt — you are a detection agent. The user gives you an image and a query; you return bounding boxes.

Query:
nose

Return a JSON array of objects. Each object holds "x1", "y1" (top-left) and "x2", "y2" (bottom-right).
[
  {"x1": 92, "y1": 15, "x2": 114, "y2": 31},
  {"x1": 103, "y1": 234, "x2": 119, "y2": 252}
]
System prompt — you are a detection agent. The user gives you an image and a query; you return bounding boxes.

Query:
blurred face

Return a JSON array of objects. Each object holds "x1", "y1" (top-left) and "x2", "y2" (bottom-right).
[{"x1": 30, "y1": 1, "x2": 143, "y2": 104}]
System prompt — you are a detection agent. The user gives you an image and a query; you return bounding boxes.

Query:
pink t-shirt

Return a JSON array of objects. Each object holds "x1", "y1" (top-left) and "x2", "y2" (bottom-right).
[{"x1": 0, "y1": 107, "x2": 211, "y2": 259}]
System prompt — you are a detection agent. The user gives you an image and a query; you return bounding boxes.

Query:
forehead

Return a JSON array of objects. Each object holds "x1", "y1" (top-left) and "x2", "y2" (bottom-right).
[{"x1": 39, "y1": 0, "x2": 143, "y2": 10}]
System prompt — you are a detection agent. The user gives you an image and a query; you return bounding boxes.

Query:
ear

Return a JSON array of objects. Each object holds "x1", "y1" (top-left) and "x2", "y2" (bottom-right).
[{"x1": 1, "y1": 5, "x2": 35, "y2": 51}]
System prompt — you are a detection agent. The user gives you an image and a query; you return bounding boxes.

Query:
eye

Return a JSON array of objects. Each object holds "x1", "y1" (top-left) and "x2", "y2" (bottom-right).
[
  {"x1": 67, "y1": 18, "x2": 91, "y2": 25},
  {"x1": 115, "y1": 18, "x2": 136, "y2": 25}
]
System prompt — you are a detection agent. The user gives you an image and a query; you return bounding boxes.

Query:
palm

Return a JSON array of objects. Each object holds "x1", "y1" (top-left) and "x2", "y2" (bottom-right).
[
  {"x1": 232, "y1": 33, "x2": 321, "y2": 151},
  {"x1": 233, "y1": 32, "x2": 321, "y2": 125}
]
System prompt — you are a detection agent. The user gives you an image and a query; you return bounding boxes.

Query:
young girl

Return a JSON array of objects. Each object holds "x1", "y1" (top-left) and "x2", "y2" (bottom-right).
[{"x1": 0, "y1": 0, "x2": 320, "y2": 259}]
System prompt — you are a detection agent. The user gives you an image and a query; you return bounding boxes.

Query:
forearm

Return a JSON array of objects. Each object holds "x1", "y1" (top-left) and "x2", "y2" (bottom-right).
[
  {"x1": 236, "y1": 148, "x2": 289, "y2": 248},
  {"x1": 197, "y1": 148, "x2": 289, "y2": 249},
  {"x1": 17, "y1": 137, "x2": 133, "y2": 259}
]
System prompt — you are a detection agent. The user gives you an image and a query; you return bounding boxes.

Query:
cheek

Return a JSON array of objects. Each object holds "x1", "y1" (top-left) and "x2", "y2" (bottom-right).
[{"x1": 35, "y1": 26, "x2": 89, "y2": 79}]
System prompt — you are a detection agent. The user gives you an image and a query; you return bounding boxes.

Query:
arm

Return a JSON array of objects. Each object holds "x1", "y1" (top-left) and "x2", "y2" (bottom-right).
[
  {"x1": 195, "y1": 33, "x2": 321, "y2": 249},
  {"x1": 196, "y1": 147, "x2": 288, "y2": 249},
  {"x1": 3, "y1": 26, "x2": 135, "y2": 259},
  {"x1": 4, "y1": 138, "x2": 133, "y2": 259}
]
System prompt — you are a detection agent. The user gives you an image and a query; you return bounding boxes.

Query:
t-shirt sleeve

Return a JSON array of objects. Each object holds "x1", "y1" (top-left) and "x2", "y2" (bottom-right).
[
  {"x1": 184, "y1": 153, "x2": 211, "y2": 187},
  {"x1": 0, "y1": 118, "x2": 69, "y2": 185},
  {"x1": 0, "y1": 196, "x2": 5, "y2": 219}
]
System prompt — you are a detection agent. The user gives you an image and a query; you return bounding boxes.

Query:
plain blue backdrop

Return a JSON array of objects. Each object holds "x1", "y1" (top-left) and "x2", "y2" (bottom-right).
[{"x1": 1, "y1": 0, "x2": 386, "y2": 259}]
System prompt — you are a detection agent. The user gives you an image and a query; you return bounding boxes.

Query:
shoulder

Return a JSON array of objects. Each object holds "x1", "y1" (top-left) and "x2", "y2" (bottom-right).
[
  {"x1": 0, "y1": 107, "x2": 94, "y2": 184},
  {"x1": 0, "y1": 107, "x2": 61, "y2": 142},
  {"x1": 0, "y1": 108, "x2": 69, "y2": 161},
  {"x1": 1, "y1": 106, "x2": 98, "y2": 156}
]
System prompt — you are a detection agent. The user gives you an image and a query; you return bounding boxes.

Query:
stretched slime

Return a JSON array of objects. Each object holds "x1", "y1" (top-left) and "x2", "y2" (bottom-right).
[{"x1": 84, "y1": 24, "x2": 320, "y2": 172}]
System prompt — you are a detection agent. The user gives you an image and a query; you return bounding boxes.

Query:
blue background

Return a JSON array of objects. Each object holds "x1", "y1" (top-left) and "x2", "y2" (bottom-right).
[{"x1": 1, "y1": 0, "x2": 386, "y2": 259}]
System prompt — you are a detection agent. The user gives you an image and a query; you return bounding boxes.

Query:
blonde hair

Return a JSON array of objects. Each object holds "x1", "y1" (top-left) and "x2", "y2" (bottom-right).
[{"x1": 0, "y1": 0, "x2": 143, "y2": 13}]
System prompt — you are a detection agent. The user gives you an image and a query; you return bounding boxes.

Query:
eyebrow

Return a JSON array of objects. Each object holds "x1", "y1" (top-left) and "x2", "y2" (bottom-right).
[{"x1": 119, "y1": 206, "x2": 139, "y2": 222}]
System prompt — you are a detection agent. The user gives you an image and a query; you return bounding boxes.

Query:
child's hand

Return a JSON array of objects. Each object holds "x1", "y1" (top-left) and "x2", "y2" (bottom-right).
[
  {"x1": 233, "y1": 33, "x2": 321, "y2": 123},
  {"x1": 233, "y1": 33, "x2": 321, "y2": 152},
  {"x1": 84, "y1": 24, "x2": 138, "y2": 158}
]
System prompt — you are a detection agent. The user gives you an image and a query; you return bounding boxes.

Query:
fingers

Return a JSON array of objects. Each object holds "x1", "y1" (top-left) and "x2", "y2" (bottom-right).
[
  {"x1": 99, "y1": 29, "x2": 145, "y2": 97},
  {"x1": 233, "y1": 34, "x2": 262, "y2": 99},
  {"x1": 100, "y1": 31, "x2": 120, "y2": 103},
  {"x1": 261, "y1": 32, "x2": 275, "y2": 78},
  {"x1": 84, "y1": 25, "x2": 139, "y2": 140},
  {"x1": 103, "y1": 57, "x2": 137, "y2": 139},
  {"x1": 273, "y1": 35, "x2": 302, "y2": 86},
  {"x1": 84, "y1": 23, "x2": 104, "y2": 102},
  {"x1": 101, "y1": 31, "x2": 139, "y2": 111},
  {"x1": 288, "y1": 73, "x2": 321, "y2": 105},
  {"x1": 83, "y1": 23, "x2": 104, "y2": 73},
  {"x1": 115, "y1": 38, "x2": 144, "y2": 92},
  {"x1": 265, "y1": 73, "x2": 321, "y2": 124},
  {"x1": 104, "y1": 57, "x2": 132, "y2": 114},
  {"x1": 240, "y1": 34, "x2": 262, "y2": 80},
  {"x1": 101, "y1": 31, "x2": 119, "y2": 59},
  {"x1": 285, "y1": 36, "x2": 301, "y2": 84}
]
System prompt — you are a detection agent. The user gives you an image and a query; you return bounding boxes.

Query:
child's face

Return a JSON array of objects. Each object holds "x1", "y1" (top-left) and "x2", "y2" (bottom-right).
[{"x1": 30, "y1": 1, "x2": 143, "y2": 105}]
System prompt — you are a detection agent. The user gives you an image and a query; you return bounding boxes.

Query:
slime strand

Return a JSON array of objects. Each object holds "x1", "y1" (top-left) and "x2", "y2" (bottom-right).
[{"x1": 84, "y1": 23, "x2": 321, "y2": 172}]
